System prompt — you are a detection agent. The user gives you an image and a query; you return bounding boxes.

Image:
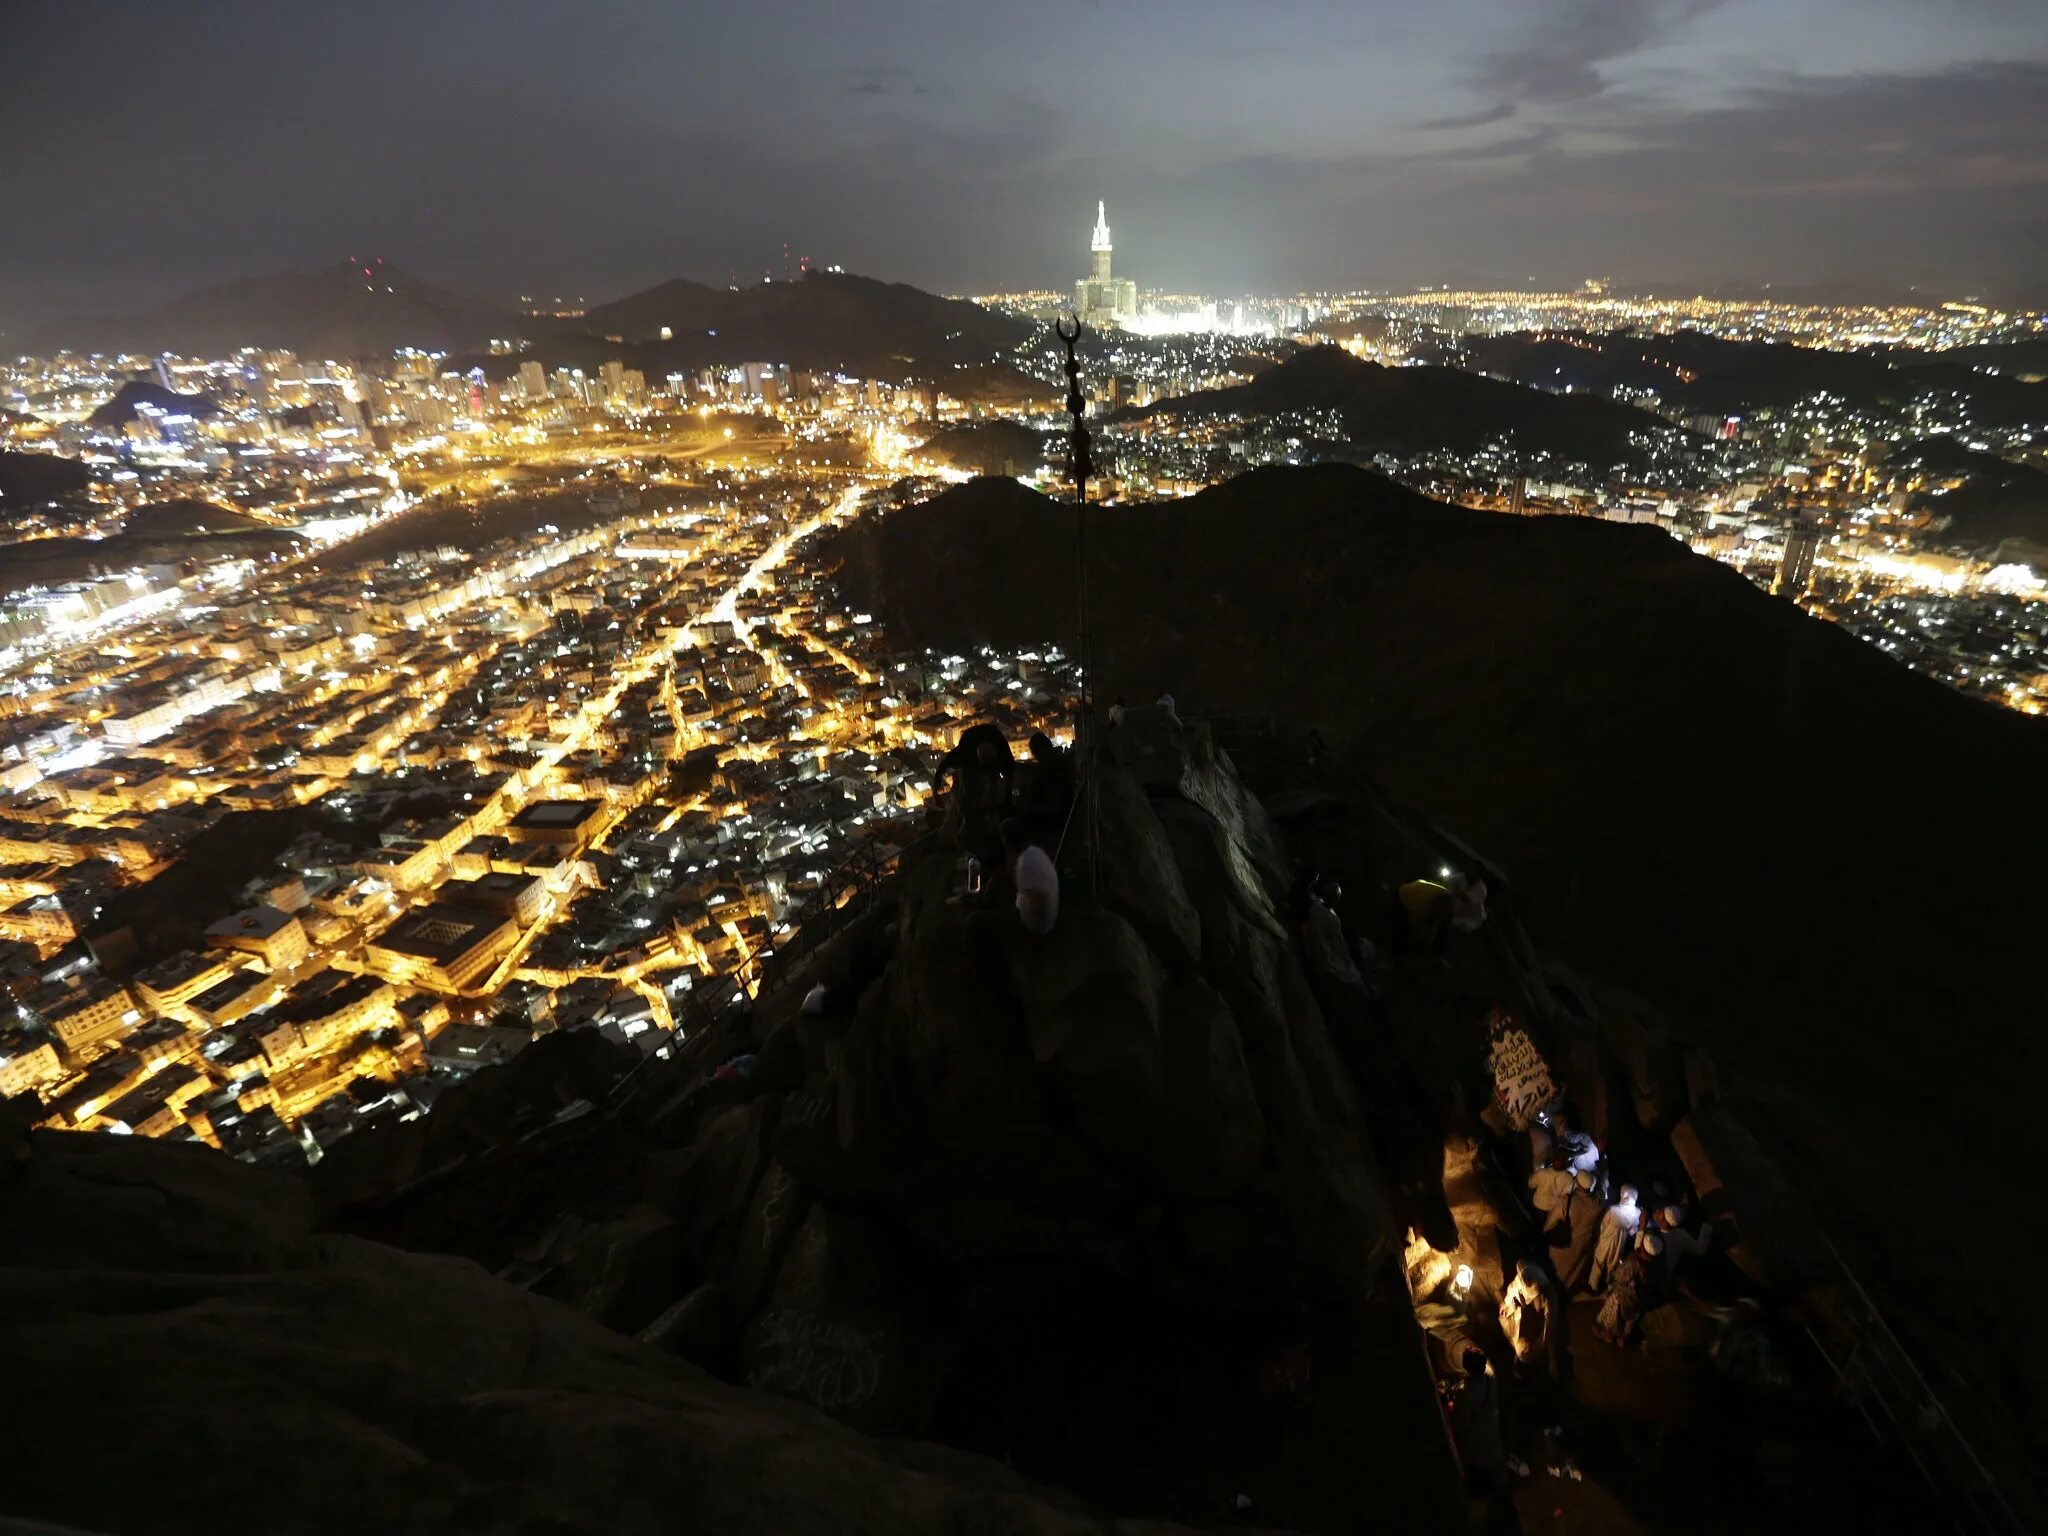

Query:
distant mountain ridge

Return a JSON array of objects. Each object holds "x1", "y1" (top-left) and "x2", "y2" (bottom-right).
[
  {"x1": 558, "y1": 269, "x2": 1031, "y2": 379},
  {"x1": 1121, "y1": 344, "x2": 1697, "y2": 471},
  {"x1": 1457, "y1": 329, "x2": 2047, "y2": 429},
  {"x1": 24, "y1": 263, "x2": 1029, "y2": 380},
  {"x1": 32, "y1": 259, "x2": 519, "y2": 361},
  {"x1": 1887, "y1": 434, "x2": 2048, "y2": 550}
]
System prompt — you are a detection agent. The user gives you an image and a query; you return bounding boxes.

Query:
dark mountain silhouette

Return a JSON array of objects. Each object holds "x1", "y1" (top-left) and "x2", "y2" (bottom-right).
[
  {"x1": 569, "y1": 269, "x2": 1031, "y2": 379},
  {"x1": 86, "y1": 379, "x2": 222, "y2": 430},
  {"x1": 29, "y1": 261, "x2": 1030, "y2": 380},
  {"x1": 1120, "y1": 344, "x2": 1694, "y2": 471},
  {"x1": 123, "y1": 497, "x2": 264, "y2": 537},
  {"x1": 1885, "y1": 435, "x2": 2048, "y2": 551},
  {"x1": 0, "y1": 448, "x2": 91, "y2": 511},
  {"x1": 913, "y1": 419, "x2": 1048, "y2": 476},
  {"x1": 1893, "y1": 336, "x2": 2048, "y2": 381},
  {"x1": 1460, "y1": 330, "x2": 2047, "y2": 429},
  {"x1": 28, "y1": 258, "x2": 522, "y2": 359},
  {"x1": 815, "y1": 465, "x2": 2048, "y2": 1468}
]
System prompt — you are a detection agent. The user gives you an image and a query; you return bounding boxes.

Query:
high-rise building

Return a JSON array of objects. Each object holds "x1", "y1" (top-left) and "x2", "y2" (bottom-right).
[
  {"x1": 1074, "y1": 201, "x2": 1137, "y2": 329},
  {"x1": 517, "y1": 360, "x2": 547, "y2": 400},
  {"x1": 1780, "y1": 514, "x2": 1822, "y2": 595}
]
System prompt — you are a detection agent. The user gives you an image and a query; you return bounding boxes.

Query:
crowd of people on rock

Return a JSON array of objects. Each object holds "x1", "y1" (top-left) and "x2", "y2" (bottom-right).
[
  {"x1": 934, "y1": 722, "x2": 1075, "y2": 937},
  {"x1": 1516, "y1": 1112, "x2": 1714, "y2": 1354}
]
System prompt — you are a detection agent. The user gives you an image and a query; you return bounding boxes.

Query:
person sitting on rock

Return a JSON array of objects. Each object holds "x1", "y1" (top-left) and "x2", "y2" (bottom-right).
[
  {"x1": 938, "y1": 729, "x2": 1014, "y2": 864},
  {"x1": 1595, "y1": 1230, "x2": 1662, "y2": 1347},
  {"x1": 1002, "y1": 819, "x2": 1060, "y2": 937},
  {"x1": 935, "y1": 722, "x2": 1014, "y2": 790},
  {"x1": 1013, "y1": 730, "x2": 1075, "y2": 843},
  {"x1": 1154, "y1": 687, "x2": 1178, "y2": 719},
  {"x1": 1589, "y1": 1183, "x2": 1643, "y2": 1293}
]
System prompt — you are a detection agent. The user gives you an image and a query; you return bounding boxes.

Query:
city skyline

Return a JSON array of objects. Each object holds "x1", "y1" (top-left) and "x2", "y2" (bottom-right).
[{"x1": 3, "y1": 0, "x2": 2046, "y2": 337}]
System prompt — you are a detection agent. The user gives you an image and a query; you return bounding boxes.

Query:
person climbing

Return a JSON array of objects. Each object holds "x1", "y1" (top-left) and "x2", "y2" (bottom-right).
[
  {"x1": 1450, "y1": 1346, "x2": 1508, "y2": 1500},
  {"x1": 1499, "y1": 1259, "x2": 1554, "y2": 1369},
  {"x1": 1108, "y1": 696, "x2": 1128, "y2": 727},
  {"x1": 1552, "y1": 1169, "x2": 1604, "y2": 1292},
  {"x1": 1003, "y1": 819, "x2": 1060, "y2": 937},
  {"x1": 1392, "y1": 871, "x2": 1484, "y2": 955},
  {"x1": 1594, "y1": 1229, "x2": 1662, "y2": 1346},
  {"x1": 1589, "y1": 1183, "x2": 1643, "y2": 1293},
  {"x1": 1302, "y1": 879, "x2": 1363, "y2": 988}
]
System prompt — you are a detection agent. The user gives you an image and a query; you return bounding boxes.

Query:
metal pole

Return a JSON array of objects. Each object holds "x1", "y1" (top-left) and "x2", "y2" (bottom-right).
[{"x1": 1054, "y1": 317, "x2": 1099, "y2": 898}]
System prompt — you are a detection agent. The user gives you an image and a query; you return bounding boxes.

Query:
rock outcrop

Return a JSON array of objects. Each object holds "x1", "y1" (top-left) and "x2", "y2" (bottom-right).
[
  {"x1": 308, "y1": 709, "x2": 1466, "y2": 1531},
  {"x1": 3, "y1": 1124, "x2": 1224, "y2": 1536},
  {"x1": 814, "y1": 465, "x2": 2048, "y2": 1496}
]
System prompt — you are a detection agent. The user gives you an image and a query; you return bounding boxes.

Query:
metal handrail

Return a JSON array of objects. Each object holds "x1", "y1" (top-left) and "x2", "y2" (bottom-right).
[{"x1": 1808, "y1": 1231, "x2": 2028, "y2": 1535}]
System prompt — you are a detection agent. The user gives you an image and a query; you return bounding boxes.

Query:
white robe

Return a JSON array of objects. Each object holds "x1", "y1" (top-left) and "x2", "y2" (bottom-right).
[
  {"x1": 1589, "y1": 1198, "x2": 1641, "y2": 1292},
  {"x1": 1529, "y1": 1166, "x2": 1574, "y2": 1229},
  {"x1": 1500, "y1": 1275, "x2": 1552, "y2": 1364}
]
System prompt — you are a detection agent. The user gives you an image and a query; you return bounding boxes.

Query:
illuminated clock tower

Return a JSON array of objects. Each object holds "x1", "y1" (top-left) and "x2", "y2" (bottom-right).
[{"x1": 1075, "y1": 201, "x2": 1137, "y2": 328}]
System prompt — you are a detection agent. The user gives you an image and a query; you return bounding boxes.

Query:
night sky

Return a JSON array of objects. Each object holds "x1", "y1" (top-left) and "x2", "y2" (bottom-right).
[{"x1": 3, "y1": 0, "x2": 2044, "y2": 329}]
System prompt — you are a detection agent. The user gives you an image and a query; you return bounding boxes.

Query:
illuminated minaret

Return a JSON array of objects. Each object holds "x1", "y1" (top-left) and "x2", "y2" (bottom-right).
[{"x1": 1090, "y1": 201, "x2": 1114, "y2": 283}]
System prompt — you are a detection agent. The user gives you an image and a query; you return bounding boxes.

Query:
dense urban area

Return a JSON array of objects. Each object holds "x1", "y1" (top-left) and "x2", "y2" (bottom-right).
[{"x1": 0, "y1": 208, "x2": 2042, "y2": 1161}]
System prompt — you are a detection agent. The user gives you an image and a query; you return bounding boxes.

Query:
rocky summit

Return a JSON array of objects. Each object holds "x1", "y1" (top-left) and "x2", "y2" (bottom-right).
[{"x1": 8, "y1": 702, "x2": 2008, "y2": 1533}]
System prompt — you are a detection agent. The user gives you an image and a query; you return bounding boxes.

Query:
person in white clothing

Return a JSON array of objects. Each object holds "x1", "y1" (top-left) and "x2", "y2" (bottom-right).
[
  {"x1": 1004, "y1": 821, "x2": 1060, "y2": 936},
  {"x1": 1588, "y1": 1184, "x2": 1642, "y2": 1293}
]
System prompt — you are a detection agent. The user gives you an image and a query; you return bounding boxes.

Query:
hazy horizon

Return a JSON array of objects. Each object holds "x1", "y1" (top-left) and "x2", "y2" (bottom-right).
[{"x1": 3, "y1": 0, "x2": 2045, "y2": 333}]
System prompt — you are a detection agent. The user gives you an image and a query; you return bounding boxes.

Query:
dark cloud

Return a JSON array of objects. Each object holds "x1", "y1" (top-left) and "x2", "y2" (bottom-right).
[
  {"x1": 843, "y1": 64, "x2": 906, "y2": 97},
  {"x1": 0, "y1": 0, "x2": 2039, "y2": 327},
  {"x1": 1470, "y1": 0, "x2": 1728, "y2": 106},
  {"x1": 1418, "y1": 101, "x2": 1518, "y2": 131}
]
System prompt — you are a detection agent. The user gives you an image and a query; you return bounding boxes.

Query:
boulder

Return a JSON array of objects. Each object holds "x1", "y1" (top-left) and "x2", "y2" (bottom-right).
[
  {"x1": 726, "y1": 1159, "x2": 812, "y2": 1318},
  {"x1": 5, "y1": 1129, "x2": 313, "y2": 1274},
  {"x1": 1010, "y1": 904, "x2": 1161, "y2": 1074},
  {"x1": 1159, "y1": 799, "x2": 1390, "y2": 1295},
  {"x1": 1590, "y1": 979, "x2": 1690, "y2": 1131},
  {"x1": 1093, "y1": 765, "x2": 1201, "y2": 970},
  {"x1": 553, "y1": 1205, "x2": 685, "y2": 1334},
  {"x1": 1105, "y1": 702, "x2": 1189, "y2": 791},
  {"x1": 1671, "y1": 1104, "x2": 1827, "y2": 1292},
  {"x1": 1150, "y1": 973, "x2": 1265, "y2": 1196},
  {"x1": 640, "y1": 1279, "x2": 736, "y2": 1367},
  {"x1": 675, "y1": 1097, "x2": 778, "y2": 1280},
  {"x1": 2, "y1": 1134, "x2": 1201, "y2": 1536}
]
